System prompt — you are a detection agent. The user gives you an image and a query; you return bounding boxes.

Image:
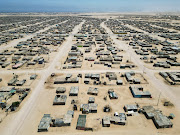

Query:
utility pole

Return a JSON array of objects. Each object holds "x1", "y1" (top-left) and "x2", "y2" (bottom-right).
[{"x1": 157, "y1": 92, "x2": 161, "y2": 107}]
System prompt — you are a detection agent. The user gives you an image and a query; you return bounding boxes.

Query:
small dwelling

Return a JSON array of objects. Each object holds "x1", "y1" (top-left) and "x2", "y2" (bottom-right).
[
  {"x1": 69, "y1": 86, "x2": 79, "y2": 96},
  {"x1": 53, "y1": 95, "x2": 67, "y2": 105},
  {"x1": 129, "y1": 86, "x2": 151, "y2": 98},
  {"x1": 87, "y1": 87, "x2": 99, "y2": 95},
  {"x1": 102, "y1": 116, "x2": 110, "y2": 127},
  {"x1": 124, "y1": 104, "x2": 138, "y2": 112},
  {"x1": 76, "y1": 115, "x2": 86, "y2": 130},
  {"x1": 38, "y1": 114, "x2": 52, "y2": 132},
  {"x1": 142, "y1": 106, "x2": 173, "y2": 129},
  {"x1": 56, "y1": 87, "x2": 66, "y2": 93}
]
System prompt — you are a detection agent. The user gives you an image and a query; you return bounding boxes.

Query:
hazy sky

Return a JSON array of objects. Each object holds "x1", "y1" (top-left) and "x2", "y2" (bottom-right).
[{"x1": 0, "y1": 0, "x2": 180, "y2": 12}]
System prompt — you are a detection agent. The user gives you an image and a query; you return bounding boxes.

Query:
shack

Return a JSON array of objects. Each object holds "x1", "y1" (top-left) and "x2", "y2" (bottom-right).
[
  {"x1": 102, "y1": 116, "x2": 110, "y2": 127},
  {"x1": 124, "y1": 104, "x2": 138, "y2": 112},
  {"x1": 69, "y1": 86, "x2": 79, "y2": 96},
  {"x1": 129, "y1": 86, "x2": 151, "y2": 98},
  {"x1": 53, "y1": 95, "x2": 67, "y2": 105},
  {"x1": 76, "y1": 115, "x2": 86, "y2": 130},
  {"x1": 38, "y1": 114, "x2": 52, "y2": 132},
  {"x1": 56, "y1": 87, "x2": 66, "y2": 93},
  {"x1": 87, "y1": 87, "x2": 99, "y2": 95}
]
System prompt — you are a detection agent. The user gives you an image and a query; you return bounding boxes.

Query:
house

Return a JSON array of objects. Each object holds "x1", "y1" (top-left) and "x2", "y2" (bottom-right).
[
  {"x1": 129, "y1": 86, "x2": 152, "y2": 98},
  {"x1": 56, "y1": 87, "x2": 66, "y2": 93},
  {"x1": 89, "y1": 103, "x2": 98, "y2": 113},
  {"x1": 87, "y1": 87, "x2": 98, "y2": 95},
  {"x1": 54, "y1": 77, "x2": 79, "y2": 84},
  {"x1": 153, "y1": 113, "x2": 173, "y2": 129},
  {"x1": 53, "y1": 95, "x2": 67, "y2": 105},
  {"x1": 108, "y1": 90, "x2": 118, "y2": 99},
  {"x1": 53, "y1": 118, "x2": 64, "y2": 127},
  {"x1": 80, "y1": 103, "x2": 98, "y2": 114},
  {"x1": 76, "y1": 115, "x2": 86, "y2": 130},
  {"x1": 167, "y1": 72, "x2": 180, "y2": 82},
  {"x1": 84, "y1": 78, "x2": 90, "y2": 84},
  {"x1": 54, "y1": 77, "x2": 66, "y2": 84},
  {"x1": 16, "y1": 79, "x2": 26, "y2": 86},
  {"x1": 102, "y1": 116, "x2": 110, "y2": 127},
  {"x1": 69, "y1": 86, "x2": 79, "y2": 96},
  {"x1": 133, "y1": 79, "x2": 141, "y2": 84},
  {"x1": 116, "y1": 80, "x2": 123, "y2": 85},
  {"x1": 103, "y1": 113, "x2": 127, "y2": 127},
  {"x1": 0, "y1": 87, "x2": 15, "y2": 92},
  {"x1": 65, "y1": 74, "x2": 72, "y2": 80},
  {"x1": 63, "y1": 114, "x2": 73, "y2": 126},
  {"x1": 8, "y1": 78, "x2": 18, "y2": 86},
  {"x1": 142, "y1": 106, "x2": 173, "y2": 129},
  {"x1": 67, "y1": 110, "x2": 74, "y2": 118},
  {"x1": 110, "y1": 116, "x2": 126, "y2": 125},
  {"x1": 125, "y1": 72, "x2": 135, "y2": 82},
  {"x1": 88, "y1": 97, "x2": 95, "y2": 103},
  {"x1": 53, "y1": 114, "x2": 72, "y2": 127},
  {"x1": 30, "y1": 74, "x2": 37, "y2": 80},
  {"x1": 124, "y1": 104, "x2": 138, "y2": 112},
  {"x1": 38, "y1": 114, "x2": 52, "y2": 132},
  {"x1": 106, "y1": 72, "x2": 117, "y2": 80},
  {"x1": 85, "y1": 73, "x2": 100, "y2": 81}
]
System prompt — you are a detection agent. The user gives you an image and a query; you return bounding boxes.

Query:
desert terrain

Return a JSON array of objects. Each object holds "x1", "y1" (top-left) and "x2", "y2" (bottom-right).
[{"x1": 0, "y1": 13, "x2": 180, "y2": 135}]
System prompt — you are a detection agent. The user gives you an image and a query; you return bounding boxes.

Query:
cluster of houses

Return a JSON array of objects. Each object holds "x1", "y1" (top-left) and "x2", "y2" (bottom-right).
[
  {"x1": 141, "y1": 106, "x2": 173, "y2": 129},
  {"x1": 0, "y1": 17, "x2": 65, "y2": 46},
  {"x1": 150, "y1": 21, "x2": 180, "y2": 31},
  {"x1": 105, "y1": 18, "x2": 179, "y2": 69},
  {"x1": 63, "y1": 45, "x2": 83, "y2": 69},
  {"x1": 129, "y1": 86, "x2": 152, "y2": 98},
  {"x1": 79, "y1": 18, "x2": 106, "y2": 34},
  {"x1": 0, "y1": 17, "x2": 84, "y2": 70},
  {"x1": 83, "y1": 72, "x2": 124, "y2": 86},
  {"x1": 67, "y1": 33, "x2": 136, "y2": 69},
  {"x1": 53, "y1": 75, "x2": 80, "y2": 104},
  {"x1": 48, "y1": 17, "x2": 83, "y2": 35},
  {"x1": 159, "y1": 34, "x2": 180, "y2": 40},
  {"x1": 0, "y1": 74, "x2": 37, "y2": 112},
  {"x1": 102, "y1": 113, "x2": 127, "y2": 127},
  {"x1": 38, "y1": 110, "x2": 74, "y2": 132},
  {"x1": 122, "y1": 20, "x2": 175, "y2": 33},
  {"x1": 0, "y1": 44, "x2": 48, "y2": 69},
  {"x1": 0, "y1": 86, "x2": 30, "y2": 112},
  {"x1": 38, "y1": 71, "x2": 175, "y2": 132},
  {"x1": 0, "y1": 16, "x2": 48, "y2": 45},
  {"x1": 159, "y1": 72, "x2": 180, "y2": 85},
  {"x1": 105, "y1": 19, "x2": 141, "y2": 34},
  {"x1": 128, "y1": 35, "x2": 179, "y2": 69},
  {"x1": 125, "y1": 71, "x2": 140, "y2": 84},
  {"x1": 0, "y1": 33, "x2": 23, "y2": 45},
  {"x1": 54, "y1": 74, "x2": 79, "y2": 84}
]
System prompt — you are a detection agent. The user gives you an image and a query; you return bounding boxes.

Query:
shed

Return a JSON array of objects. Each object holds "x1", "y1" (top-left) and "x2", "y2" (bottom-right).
[
  {"x1": 69, "y1": 86, "x2": 79, "y2": 96},
  {"x1": 102, "y1": 116, "x2": 110, "y2": 127},
  {"x1": 124, "y1": 104, "x2": 138, "y2": 112},
  {"x1": 87, "y1": 87, "x2": 99, "y2": 95},
  {"x1": 53, "y1": 95, "x2": 67, "y2": 105},
  {"x1": 38, "y1": 114, "x2": 52, "y2": 132},
  {"x1": 56, "y1": 87, "x2": 66, "y2": 93},
  {"x1": 88, "y1": 97, "x2": 95, "y2": 103},
  {"x1": 116, "y1": 80, "x2": 123, "y2": 85},
  {"x1": 76, "y1": 115, "x2": 86, "y2": 130},
  {"x1": 30, "y1": 74, "x2": 37, "y2": 80}
]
